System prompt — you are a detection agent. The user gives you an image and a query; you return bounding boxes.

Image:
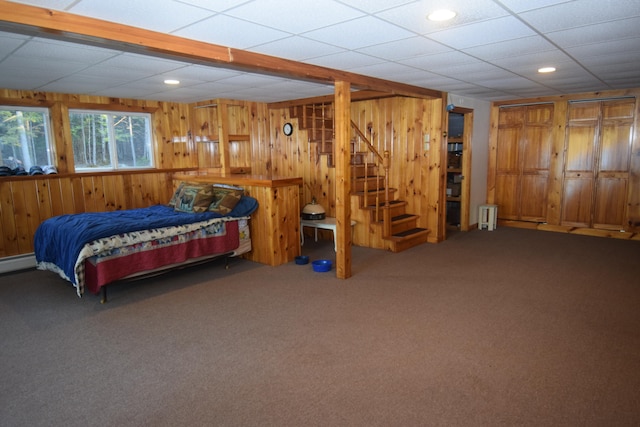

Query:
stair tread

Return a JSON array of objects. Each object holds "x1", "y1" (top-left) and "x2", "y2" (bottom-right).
[
  {"x1": 392, "y1": 213, "x2": 417, "y2": 222},
  {"x1": 365, "y1": 199, "x2": 405, "y2": 208},
  {"x1": 388, "y1": 227, "x2": 429, "y2": 239}
]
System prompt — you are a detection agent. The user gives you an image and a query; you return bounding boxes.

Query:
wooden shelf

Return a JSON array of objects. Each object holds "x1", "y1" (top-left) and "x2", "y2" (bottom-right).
[{"x1": 198, "y1": 134, "x2": 250, "y2": 143}]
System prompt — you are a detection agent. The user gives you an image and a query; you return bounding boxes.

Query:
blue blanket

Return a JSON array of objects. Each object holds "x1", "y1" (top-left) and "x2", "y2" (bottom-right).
[{"x1": 34, "y1": 196, "x2": 258, "y2": 285}]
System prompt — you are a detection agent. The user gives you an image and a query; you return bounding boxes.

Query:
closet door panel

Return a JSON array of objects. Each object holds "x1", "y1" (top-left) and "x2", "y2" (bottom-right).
[
  {"x1": 522, "y1": 125, "x2": 551, "y2": 171},
  {"x1": 520, "y1": 173, "x2": 548, "y2": 221},
  {"x1": 495, "y1": 174, "x2": 519, "y2": 220},
  {"x1": 495, "y1": 108, "x2": 522, "y2": 220},
  {"x1": 519, "y1": 119, "x2": 552, "y2": 221},
  {"x1": 561, "y1": 176, "x2": 593, "y2": 227},
  {"x1": 600, "y1": 122, "x2": 632, "y2": 171},
  {"x1": 496, "y1": 126, "x2": 520, "y2": 173},
  {"x1": 565, "y1": 124, "x2": 596, "y2": 172},
  {"x1": 593, "y1": 176, "x2": 628, "y2": 229},
  {"x1": 593, "y1": 100, "x2": 634, "y2": 229}
]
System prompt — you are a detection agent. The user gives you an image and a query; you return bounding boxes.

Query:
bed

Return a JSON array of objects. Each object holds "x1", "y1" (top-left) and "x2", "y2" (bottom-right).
[{"x1": 34, "y1": 182, "x2": 258, "y2": 302}]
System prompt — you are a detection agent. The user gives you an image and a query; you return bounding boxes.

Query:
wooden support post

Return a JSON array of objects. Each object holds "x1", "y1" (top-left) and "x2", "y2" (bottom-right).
[
  {"x1": 334, "y1": 81, "x2": 352, "y2": 279},
  {"x1": 216, "y1": 99, "x2": 231, "y2": 174}
]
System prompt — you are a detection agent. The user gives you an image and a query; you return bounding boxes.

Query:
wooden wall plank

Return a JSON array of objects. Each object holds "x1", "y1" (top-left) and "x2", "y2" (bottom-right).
[
  {"x1": 10, "y1": 181, "x2": 31, "y2": 253},
  {"x1": 547, "y1": 101, "x2": 567, "y2": 226},
  {"x1": 0, "y1": 181, "x2": 18, "y2": 256},
  {"x1": 81, "y1": 176, "x2": 97, "y2": 212},
  {"x1": 35, "y1": 178, "x2": 53, "y2": 221}
]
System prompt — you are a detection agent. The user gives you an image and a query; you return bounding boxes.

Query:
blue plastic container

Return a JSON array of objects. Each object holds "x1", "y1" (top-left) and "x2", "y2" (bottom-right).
[
  {"x1": 295, "y1": 255, "x2": 309, "y2": 265},
  {"x1": 312, "y1": 259, "x2": 332, "y2": 272}
]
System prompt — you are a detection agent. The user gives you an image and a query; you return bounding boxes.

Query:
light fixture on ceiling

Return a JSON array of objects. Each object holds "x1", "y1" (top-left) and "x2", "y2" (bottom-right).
[
  {"x1": 164, "y1": 79, "x2": 180, "y2": 85},
  {"x1": 538, "y1": 67, "x2": 556, "y2": 74},
  {"x1": 428, "y1": 9, "x2": 456, "y2": 21}
]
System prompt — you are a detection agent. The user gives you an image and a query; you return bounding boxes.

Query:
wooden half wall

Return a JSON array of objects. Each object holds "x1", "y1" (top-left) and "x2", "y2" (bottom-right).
[{"x1": 0, "y1": 171, "x2": 174, "y2": 257}]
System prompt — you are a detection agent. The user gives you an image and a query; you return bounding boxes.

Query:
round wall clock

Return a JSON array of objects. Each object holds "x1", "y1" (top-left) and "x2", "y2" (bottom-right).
[{"x1": 283, "y1": 122, "x2": 293, "y2": 136}]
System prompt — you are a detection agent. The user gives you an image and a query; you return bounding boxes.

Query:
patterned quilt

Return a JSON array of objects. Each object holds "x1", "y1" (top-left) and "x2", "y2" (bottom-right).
[{"x1": 34, "y1": 198, "x2": 258, "y2": 296}]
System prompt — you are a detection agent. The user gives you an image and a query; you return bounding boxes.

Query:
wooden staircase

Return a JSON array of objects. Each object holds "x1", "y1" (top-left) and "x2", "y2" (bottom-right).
[
  {"x1": 351, "y1": 162, "x2": 430, "y2": 252},
  {"x1": 290, "y1": 104, "x2": 429, "y2": 252}
]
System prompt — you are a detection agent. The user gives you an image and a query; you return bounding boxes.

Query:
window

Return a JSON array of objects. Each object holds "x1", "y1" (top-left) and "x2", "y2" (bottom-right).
[
  {"x1": 0, "y1": 106, "x2": 53, "y2": 171},
  {"x1": 70, "y1": 110, "x2": 153, "y2": 171}
]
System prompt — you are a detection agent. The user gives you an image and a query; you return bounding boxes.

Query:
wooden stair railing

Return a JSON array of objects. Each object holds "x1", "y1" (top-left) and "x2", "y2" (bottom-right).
[{"x1": 350, "y1": 120, "x2": 392, "y2": 238}]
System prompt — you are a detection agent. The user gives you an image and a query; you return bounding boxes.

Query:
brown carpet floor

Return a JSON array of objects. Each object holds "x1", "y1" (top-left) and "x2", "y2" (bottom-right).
[{"x1": 1, "y1": 227, "x2": 639, "y2": 426}]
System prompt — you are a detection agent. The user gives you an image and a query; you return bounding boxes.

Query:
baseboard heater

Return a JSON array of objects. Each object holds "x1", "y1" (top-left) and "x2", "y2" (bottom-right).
[{"x1": 0, "y1": 253, "x2": 36, "y2": 274}]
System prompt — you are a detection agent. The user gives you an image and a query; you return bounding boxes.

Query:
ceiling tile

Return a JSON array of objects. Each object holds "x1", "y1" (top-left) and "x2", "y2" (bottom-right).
[
  {"x1": 462, "y1": 36, "x2": 557, "y2": 61},
  {"x1": 223, "y1": 0, "x2": 365, "y2": 33},
  {"x1": 0, "y1": 33, "x2": 29, "y2": 60},
  {"x1": 490, "y1": 50, "x2": 574, "y2": 73},
  {"x1": 173, "y1": 0, "x2": 251, "y2": 13},
  {"x1": 565, "y1": 37, "x2": 640, "y2": 59},
  {"x1": 13, "y1": 38, "x2": 118, "y2": 63},
  {"x1": 348, "y1": 62, "x2": 430, "y2": 80},
  {"x1": 306, "y1": 51, "x2": 385, "y2": 70},
  {"x1": 357, "y1": 36, "x2": 451, "y2": 61},
  {"x1": 160, "y1": 64, "x2": 243, "y2": 82},
  {"x1": 7, "y1": 0, "x2": 77, "y2": 8},
  {"x1": 496, "y1": 0, "x2": 570, "y2": 13},
  {"x1": 301, "y1": 15, "x2": 415, "y2": 50},
  {"x1": 96, "y1": 54, "x2": 187, "y2": 74},
  {"x1": 519, "y1": 0, "x2": 640, "y2": 33},
  {"x1": 377, "y1": 0, "x2": 509, "y2": 34},
  {"x1": 426, "y1": 16, "x2": 536, "y2": 49},
  {"x1": 174, "y1": 14, "x2": 290, "y2": 49},
  {"x1": 545, "y1": 16, "x2": 640, "y2": 48},
  {"x1": 249, "y1": 36, "x2": 346, "y2": 61},
  {"x1": 399, "y1": 50, "x2": 477, "y2": 71},
  {"x1": 68, "y1": 0, "x2": 213, "y2": 33}
]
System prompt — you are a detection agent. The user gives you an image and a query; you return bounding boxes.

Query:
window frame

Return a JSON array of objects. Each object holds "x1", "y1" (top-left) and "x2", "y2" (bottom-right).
[
  {"x1": 69, "y1": 108, "x2": 155, "y2": 172},
  {"x1": 0, "y1": 105, "x2": 54, "y2": 171}
]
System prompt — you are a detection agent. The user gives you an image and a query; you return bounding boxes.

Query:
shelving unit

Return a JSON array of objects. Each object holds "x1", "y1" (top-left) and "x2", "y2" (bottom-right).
[
  {"x1": 446, "y1": 138, "x2": 463, "y2": 228},
  {"x1": 192, "y1": 99, "x2": 252, "y2": 174},
  {"x1": 446, "y1": 112, "x2": 465, "y2": 229}
]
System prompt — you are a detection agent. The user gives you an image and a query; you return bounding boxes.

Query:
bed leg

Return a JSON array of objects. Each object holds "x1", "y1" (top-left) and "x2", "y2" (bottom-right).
[
  {"x1": 100, "y1": 287, "x2": 108, "y2": 304},
  {"x1": 225, "y1": 255, "x2": 230, "y2": 270}
]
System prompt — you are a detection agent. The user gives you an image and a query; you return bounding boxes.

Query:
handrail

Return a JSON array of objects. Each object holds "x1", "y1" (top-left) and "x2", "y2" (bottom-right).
[
  {"x1": 350, "y1": 120, "x2": 384, "y2": 164},
  {"x1": 350, "y1": 121, "x2": 392, "y2": 237}
]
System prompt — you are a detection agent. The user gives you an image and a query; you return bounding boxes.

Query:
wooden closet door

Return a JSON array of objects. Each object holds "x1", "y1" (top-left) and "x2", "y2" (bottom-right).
[
  {"x1": 593, "y1": 100, "x2": 634, "y2": 230},
  {"x1": 562, "y1": 102, "x2": 598, "y2": 227},
  {"x1": 519, "y1": 106, "x2": 553, "y2": 221},
  {"x1": 495, "y1": 109, "x2": 522, "y2": 220},
  {"x1": 562, "y1": 99, "x2": 634, "y2": 229},
  {"x1": 495, "y1": 105, "x2": 552, "y2": 222}
]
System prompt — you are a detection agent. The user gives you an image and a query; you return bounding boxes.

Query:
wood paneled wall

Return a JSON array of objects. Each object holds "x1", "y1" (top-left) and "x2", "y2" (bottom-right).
[
  {"x1": 0, "y1": 89, "x2": 197, "y2": 258},
  {"x1": 1, "y1": 88, "x2": 446, "y2": 260},
  {"x1": 0, "y1": 172, "x2": 174, "y2": 257},
  {"x1": 265, "y1": 96, "x2": 445, "y2": 243}
]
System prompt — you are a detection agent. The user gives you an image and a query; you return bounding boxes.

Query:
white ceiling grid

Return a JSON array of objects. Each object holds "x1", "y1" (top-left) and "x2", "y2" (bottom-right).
[{"x1": 0, "y1": 0, "x2": 638, "y2": 103}]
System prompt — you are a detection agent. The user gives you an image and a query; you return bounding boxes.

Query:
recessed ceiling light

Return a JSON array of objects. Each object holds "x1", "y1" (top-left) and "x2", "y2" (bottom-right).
[
  {"x1": 164, "y1": 79, "x2": 180, "y2": 85},
  {"x1": 428, "y1": 9, "x2": 456, "y2": 21},
  {"x1": 538, "y1": 67, "x2": 556, "y2": 73}
]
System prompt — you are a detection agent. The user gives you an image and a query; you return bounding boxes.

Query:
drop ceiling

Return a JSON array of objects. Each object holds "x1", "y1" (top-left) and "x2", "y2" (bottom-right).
[{"x1": 1, "y1": 0, "x2": 639, "y2": 103}]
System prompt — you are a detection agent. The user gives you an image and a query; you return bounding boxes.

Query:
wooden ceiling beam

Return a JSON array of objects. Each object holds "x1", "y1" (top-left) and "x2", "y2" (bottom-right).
[
  {"x1": 266, "y1": 90, "x2": 402, "y2": 109},
  {"x1": 0, "y1": 1, "x2": 442, "y2": 100}
]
